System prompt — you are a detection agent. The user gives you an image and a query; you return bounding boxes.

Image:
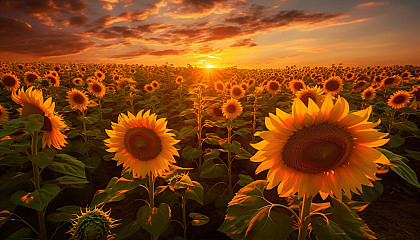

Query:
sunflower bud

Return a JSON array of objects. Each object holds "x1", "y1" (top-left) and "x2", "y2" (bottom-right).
[{"x1": 69, "y1": 207, "x2": 117, "y2": 240}]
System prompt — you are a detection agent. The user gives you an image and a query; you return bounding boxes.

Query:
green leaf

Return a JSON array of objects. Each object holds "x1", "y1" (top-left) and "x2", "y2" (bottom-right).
[
  {"x1": 137, "y1": 203, "x2": 171, "y2": 239},
  {"x1": 28, "y1": 152, "x2": 54, "y2": 169},
  {"x1": 405, "y1": 150, "x2": 420, "y2": 161},
  {"x1": 244, "y1": 206, "x2": 292, "y2": 240},
  {"x1": 237, "y1": 174, "x2": 254, "y2": 186},
  {"x1": 48, "y1": 154, "x2": 86, "y2": 179},
  {"x1": 311, "y1": 217, "x2": 350, "y2": 240},
  {"x1": 4, "y1": 228, "x2": 31, "y2": 240},
  {"x1": 359, "y1": 181, "x2": 384, "y2": 202},
  {"x1": 56, "y1": 176, "x2": 89, "y2": 185},
  {"x1": 189, "y1": 213, "x2": 209, "y2": 226},
  {"x1": 386, "y1": 134, "x2": 404, "y2": 148},
  {"x1": 179, "y1": 126, "x2": 197, "y2": 139},
  {"x1": 200, "y1": 159, "x2": 226, "y2": 178},
  {"x1": 233, "y1": 128, "x2": 251, "y2": 137},
  {"x1": 236, "y1": 148, "x2": 252, "y2": 160},
  {"x1": 393, "y1": 120, "x2": 418, "y2": 131},
  {"x1": 112, "y1": 220, "x2": 141, "y2": 240},
  {"x1": 203, "y1": 149, "x2": 220, "y2": 161},
  {"x1": 221, "y1": 140, "x2": 242, "y2": 154},
  {"x1": 204, "y1": 133, "x2": 222, "y2": 145},
  {"x1": 47, "y1": 205, "x2": 82, "y2": 222},
  {"x1": 181, "y1": 146, "x2": 203, "y2": 160},
  {"x1": 183, "y1": 182, "x2": 204, "y2": 205},
  {"x1": 90, "y1": 177, "x2": 143, "y2": 207},
  {"x1": 390, "y1": 159, "x2": 420, "y2": 188},
  {"x1": 219, "y1": 180, "x2": 282, "y2": 240},
  {"x1": 0, "y1": 210, "x2": 12, "y2": 229},
  {"x1": 22, "y1": 114, "x2": 44, "y2": 133},
  {"x1": 0, "y1": 172, "x2": 31, "y2": 192},
  {"x1": 11, "y1": 184, "x2": 61, "y2": 211},
  {"x1": 327, "y1": 198, "x2": 376, "y2": 240},
  {"x1": 99, "y1": 107, "x2": 114, "y2": 113}
]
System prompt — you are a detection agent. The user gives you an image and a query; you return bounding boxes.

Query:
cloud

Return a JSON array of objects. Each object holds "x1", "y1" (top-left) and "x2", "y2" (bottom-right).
[
  {"x1": 110, "y1": 47, "x2": 186, "y2": 59},
  {"x1": 164, "y1": 0, "x2": 241, "y2": 18},
  {"x1": 356, "y1": 1, "x2": 389, "y2": 8},
  {"x1": 88, "y1": 23, "x2": 164, "y2": 40},
  {"x1": 0, "y1": 16, "x2": 94, "y2": 57},
  {"x1": 230, "y1": 38, "x2": 257, "y2": 48},
  {"x1": 59, "y1": 14, "x2": 89, "y2": 28}
]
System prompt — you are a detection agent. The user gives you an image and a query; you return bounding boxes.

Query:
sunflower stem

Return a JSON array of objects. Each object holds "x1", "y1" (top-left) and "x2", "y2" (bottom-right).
[
  {"x1": 182, "y1": 196, "x2": 187, "y2": 240},
  {"x1": 197, "y1": 86, "x2": 203, "y2": 174},
  {"x1": 298, "y1": 195, "x2": 313, "y2": 240},
  {"x1": 148, "y1": 175, "x2": 157, "y2": 240},
  {"x1": 31, "y1": 131, "x2": 47, "y2": 240},
  {"x1": 98, "y1": 97, "x2": 103, "y2": 120},
  {"x1": 81, "y1": 110, "x2": 88, "y2": 143},
  {"x1": 227, "y1": 125, "x2": 233, "y2": 197},
  {"x1": 252, "y1": 94, "x2": 258, "y2": 144}
]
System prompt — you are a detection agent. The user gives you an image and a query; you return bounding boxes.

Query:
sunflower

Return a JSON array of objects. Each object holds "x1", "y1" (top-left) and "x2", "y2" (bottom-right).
[
  {"x1": 295, "y1": 86, "x2": 324, "y2": 107},
  {"x1": 175, "y1": 76, "x2": 184, "y2": 84},
  {"x1": 24, "y1": 71, "x2": 39, "y2": 85},
  {"x1": 144, "y1": 84, "x2": 155, "y2": 93},
  {"x1": 248, "y1": 78, "x2": 255, "y2": 86},
  {"x1": 352, "y1": 80, "x2": 367, "y2": 92},
  {"x1": 266, "y1": 80, "x2": 281, "y2": 94},
  {"x1": 401, "y1": 71, "x2": 411, "y2": 79},
  {"x1": 207, "y1": 103, "x2": 224, "y2": 121},
  {"x1": 214, "y1": 81, "x2": 225, "y2": 93},
  {"x1": 361, "y1": 87, "x2": 376, "y2": 100},
  {"x1": 381, "y1": 76, "x2": 400, "y2": 88},
  {"x1": 387, "y1": 90, "x2": 411, "y2": 109},
  {"x1": 0, "y1": 104, "x2": 9, "y2": 122},
  {"x1": 240, "y1": 82, "x2": 249, "y2": 92},
  {"x1": 105, "y1": 110, "x2": 180, "y2": 178},
  {"x1": 151, "y1": 80, "x2": 160, "y2": 89},
  {"x1": 222, "y1": 98, "x2": 243, "y2": 119},
  {"x1": 230, "y1": 85, "x2": 245, "y2": 99},
  {"x1": 45, "y1": 74, "x2": 60, "y2": 87},
  {"x1": 251, "y1": 95, "x2": 390, "y2": 199},
  {"x1": 67, "y1": 89, "x2": 89, "y2": 111},
  {"x1": 409, "y1": 85, "x2": 420, "y2": 109},
  {"x1": 323, "y1": 76, "x2": 343, "y2": 95},
  {"x1": 289, "y1": 80, "x2": 306, "y2": 94},
  {"x1": 1, "y1": 73, "x2": 21, "y2": 91},
  {"x1": 12, "y1": 87, "x2": 68, "y2": 149},
  {"x1": 344, "y1": 72, "x2": 354, "y2": 81},
  {"x1": 88, "y1": 80, "x2": 106, "y2": 98},
  {"x1": 94, "y1": 70, "x2": 105, "y2": 81},
  {"x1": 72, "y1": 77, "x2": 84, "y2": 85}
]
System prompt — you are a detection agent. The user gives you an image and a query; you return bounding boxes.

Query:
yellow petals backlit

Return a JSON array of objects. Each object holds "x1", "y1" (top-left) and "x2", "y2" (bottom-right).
[
  {"x1": 104, "y1": 110, "x2": 180, "y2": 178},
  {"x1": 251, "y1": 94, "x2": 390, "y2": 200},
  {"x1": 222, "y1": 98, "x2": 243, "y2": 119},
  {"x1": 67, "y1": 89, "x2": 89, "y2": 111}
]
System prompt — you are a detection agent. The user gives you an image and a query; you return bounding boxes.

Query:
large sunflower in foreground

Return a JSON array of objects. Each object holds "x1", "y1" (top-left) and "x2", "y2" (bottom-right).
[
  {"x1": 12, "y1": 87, "x2": 68, "y2": 149},
  {"x1": 251, "y1": 94, "x2": 390, "y2": 200},
  {"x1": 105, "y1": 110, "x2": 180, "y2": 178}
]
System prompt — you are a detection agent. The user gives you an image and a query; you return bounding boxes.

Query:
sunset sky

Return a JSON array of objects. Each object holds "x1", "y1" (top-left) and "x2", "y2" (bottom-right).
[{"x1": 1, "y1": 0, "x2": 419, "y2": 68}]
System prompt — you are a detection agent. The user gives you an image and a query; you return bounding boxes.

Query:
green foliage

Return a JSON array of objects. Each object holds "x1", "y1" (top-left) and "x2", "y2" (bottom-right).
[
  {"x1": 136, "y1": 203, "x2": 171, "y2": 239},
  {"x1": 189, "y1": 213, "x2": 209, "y2": 226},
  {"x1": 91, "y1": 177, "x2": 144, "y2": 207},
  {"x1": 11, "y1": 184, "x2": 61, "y2": 211}
]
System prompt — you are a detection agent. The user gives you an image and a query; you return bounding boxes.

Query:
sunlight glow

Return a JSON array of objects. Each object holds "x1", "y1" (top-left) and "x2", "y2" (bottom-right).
[{"x1": 206, "y1": 64, "x2": 216, "y2": 68}]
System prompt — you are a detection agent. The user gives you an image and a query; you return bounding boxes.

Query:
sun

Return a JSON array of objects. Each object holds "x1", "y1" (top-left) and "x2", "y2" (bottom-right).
[{"x1": 206, "y1": 64, "x2": 216, "y2": 69}]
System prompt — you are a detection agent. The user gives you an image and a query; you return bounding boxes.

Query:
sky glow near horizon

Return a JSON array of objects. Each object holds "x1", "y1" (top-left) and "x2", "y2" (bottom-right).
[{"x1": 0, "y1": 0, "x2": 419, "y2": 68}]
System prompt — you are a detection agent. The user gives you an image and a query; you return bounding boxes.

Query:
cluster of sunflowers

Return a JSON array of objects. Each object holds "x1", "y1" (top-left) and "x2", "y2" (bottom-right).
[{"x1": 0, "y1": 61, "x2": 419, "y2": 240}]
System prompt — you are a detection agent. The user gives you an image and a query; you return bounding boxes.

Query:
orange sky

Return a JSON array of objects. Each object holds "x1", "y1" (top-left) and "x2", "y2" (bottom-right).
[{"x1": 0, "y1": 0, "x2": 419, "y2": 68}]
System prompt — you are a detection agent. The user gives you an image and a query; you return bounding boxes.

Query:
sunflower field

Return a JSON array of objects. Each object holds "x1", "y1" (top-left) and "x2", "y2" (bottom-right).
[{"x1": 0, "y1": 62, "x2": 419, "y2": 240}]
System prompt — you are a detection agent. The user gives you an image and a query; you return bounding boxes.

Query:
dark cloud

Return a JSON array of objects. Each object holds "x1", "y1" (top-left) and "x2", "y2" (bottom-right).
[
  {"x1": 59, "y1": 14, "x2": 89, "y2": 28},
  {"x1": 230, "y1": 38, "x2": 257, "y2": 48},
  {"x1": 0, "y1": 16, "x2": 94, "y2": 56},
  {"x1": 0, "y1": 0, "x2": 87, "y2": 15},
  {"x1": 111, "y1": 47, "x2": 186, "y2": 59},
  {"x1": 166, "y1": 0, "x2": 230, "y2": 17},
  {"x1": 88, "y1": 23, "x2": 164, "y2": 40}
]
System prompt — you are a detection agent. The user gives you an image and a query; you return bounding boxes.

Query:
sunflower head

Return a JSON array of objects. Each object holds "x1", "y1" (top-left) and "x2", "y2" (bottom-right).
[
  {"x1": 248, "y1": 78, "x2": 255, "y2": 86},
  {"x1": 12, "y1": 87, "x2": 68, "y2": 149},
  {"x1": 0, "y1": 104, "x2": 9, "y2": 122},
  {"x1": 240, "y1": 82, "x2": 249, "y2": 92},
  {"x1": 361, "y1": 87, "x2": 376, "y2": 100},
  {"x1": 45, "y1": 74, "x2": 60, "y2": 87},
  {"x1": 409, "y1": 85, "x2": 420, "y2": 109},
  {"x1": 1, "y1": 73, "x2": 21, "y2": 91},
  {"x1": 289, "y1": 80, "x2": 306, "y2": 94},
  {"x1": 381, "y1": 76, "x2": 400, "y2": 88},
  {"x1": 151, "y1": 80, "x2": 160, "y2": 89},
  {"x1": 67, "y1": 89, "x2": 89, "y2": 111},
  {"x1": 94, "y1": 70, "x2": 105, "y2": 81},
  {"x1": 69, "y1": 206, "x2": 117, "y2": 240},
  {"x1": 230, "y1": 85, "x2": 245, "y2": 99},
  {"x1": 105, "y1": 110, "x2": 180, "y2": 178},
  {"x1": 88, "y1": 80, "x2": 106, "y2": 98},
  {"x1": 323, "y1": 76, "x2": 343, "y2": 95},
  {"x1": 251, "y1": 95, "x2": 390, "y2": 199},
  {"x1": 207, "y1": 103, "x2": 224, "y2": 121},
  {"x1": 222, "y1": 98, "x2": 243, "y2": 119},
  {"x1": 266, "y1": 80, "x2": 281, "y2": 94},
  {"x1": 175, "y1": 76, "x2": 184, "y2": 84},
  {"x1": 295, "y1": 86, "x2": 324, "y2": 107},
  {"x1": 24, "y1": 71, "x2": 39, "y2": 85},
  {"x1": 144, "y1": 84, "x2": 155, "y2": 93},
  {"x1": 72, "y1": 78, "x2": 84, "y2": 86},
  {"x1": 214, "y1": 81, "x2": 225, "y2": 93},
  {"x1": 387, "y1": 90, "x2": 412, "y2": 109}
]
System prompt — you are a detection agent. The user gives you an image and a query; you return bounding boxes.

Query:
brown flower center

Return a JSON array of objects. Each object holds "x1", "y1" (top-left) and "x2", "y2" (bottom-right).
[
  {"x1": 294, "y1": 82, "x2": 303, "y2": 91},
  {"x1": 124, "y1": 127, "x2": 162, "y2": 161},
  {"x1": 92, "y1": 84, "x2": 102, "y2": 93},
  {"x1": 325, "y1": 80, "x2": 340, "y2": 91},
  {"x1": 282, "y1": 123, "x2": 353, "y2": 174},
  {"x1": 72, "y1": 93, "x2": 85, "y2": 104},
  {"x1": 364, "y1": 91, "x2": 372, "y2": 98},
  {"x1": 384, "y1": 77, "x2": 395, "y2": 85},
  {"x1": 21, "y1": 103, "x2": 52, "y2": 131},
  {"x1": 3, "y1": 76, "x2": 16, "y2": 86},
  {"x1": 232, "y1": 87, "x2": 242, "y2": 96},
  {"x1": 226, "y1": 104, "x2": 237, "y2": 113},
  {"x1": 269, "y1": 82, "x2": 279, "y2": 90},
  {"x1": 26, "y1": 74, "x2": 37, "y2": 83},
  {"x1": 393, "y1": 95, "x2": 406, "y2": 104}
]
